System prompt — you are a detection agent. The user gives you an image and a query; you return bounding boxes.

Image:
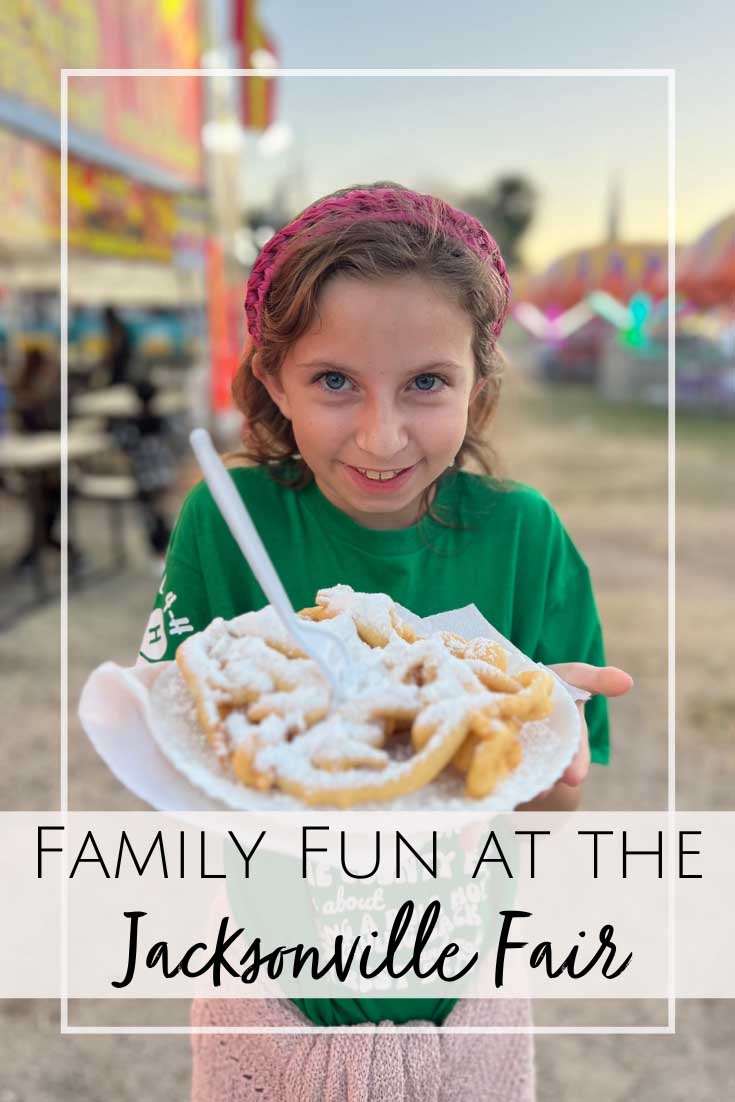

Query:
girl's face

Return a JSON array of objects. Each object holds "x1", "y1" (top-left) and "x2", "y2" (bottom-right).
[{"x1": 253, "y1": 273, "x2": 483, "y2": 529}]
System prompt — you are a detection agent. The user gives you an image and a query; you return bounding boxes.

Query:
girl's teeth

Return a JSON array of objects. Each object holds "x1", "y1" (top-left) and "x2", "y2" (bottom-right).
[{"x1": 357, "y1": 468, "x2": 402, "y2": 481}]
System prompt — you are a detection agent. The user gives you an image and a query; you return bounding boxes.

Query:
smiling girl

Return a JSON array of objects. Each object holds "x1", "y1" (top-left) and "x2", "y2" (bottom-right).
[{"x1": 139, "y1": 182, "x2": 631, "y2": 1100}]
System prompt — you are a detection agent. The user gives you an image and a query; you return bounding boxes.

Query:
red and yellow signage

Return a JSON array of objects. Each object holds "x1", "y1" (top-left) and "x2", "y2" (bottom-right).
[
  {"x1": 0, "y1": 130, "x2": 197, "y2": 261},
  {"x1": 233, "y1": 0, "x2": 278, "y2": 132},
  {"x1": 0, "y1": 0, "x2": 203, "y2": 187},
  {"x1": 0, "y1": 131, "x2": 59, "y2": 250},
  {"x1": 68, "y1": 160, "x2": 176, "y2": 261}
]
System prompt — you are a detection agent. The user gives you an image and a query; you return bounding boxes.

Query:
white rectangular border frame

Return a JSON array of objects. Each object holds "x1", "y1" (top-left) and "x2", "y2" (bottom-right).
[{"x1": 59, "y1": 66, "x2": 676, "y2": 1035}]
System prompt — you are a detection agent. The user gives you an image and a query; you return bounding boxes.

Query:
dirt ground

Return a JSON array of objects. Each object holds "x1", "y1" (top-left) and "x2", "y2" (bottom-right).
[{"x1": 1, "y1": 367, "x2": 733, "y2": 1099}]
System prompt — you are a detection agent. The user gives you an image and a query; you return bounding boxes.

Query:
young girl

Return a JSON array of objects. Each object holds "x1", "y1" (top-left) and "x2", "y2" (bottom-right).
[{"x1": 139, "y1": 182, "x2": 632, "y2": 1101}]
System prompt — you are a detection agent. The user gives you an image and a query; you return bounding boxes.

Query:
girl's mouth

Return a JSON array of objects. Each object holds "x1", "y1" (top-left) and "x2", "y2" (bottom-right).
[{"x1": 343, "y1": 463, "x2": 418, "y2": 493}]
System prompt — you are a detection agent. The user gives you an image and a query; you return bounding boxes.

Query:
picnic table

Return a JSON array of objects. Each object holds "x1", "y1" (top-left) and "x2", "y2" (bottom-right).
[{"x1": 0, "y1": 429, "x2": 115, "y2": 606}]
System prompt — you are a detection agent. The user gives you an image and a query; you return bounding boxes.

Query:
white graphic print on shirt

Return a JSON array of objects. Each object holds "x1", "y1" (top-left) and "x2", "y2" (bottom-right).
[{"x1": 139, "y1": 573, "x2": 193, "y2": 661}]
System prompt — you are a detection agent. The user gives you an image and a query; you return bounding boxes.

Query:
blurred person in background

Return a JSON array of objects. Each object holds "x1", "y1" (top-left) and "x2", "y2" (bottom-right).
[
  {"x1": 0, "y1": 364, "x2": 10, "y2": 436},
  {"x1": 112, "y1": 379, "x2": 175, "y2": 572},
  {"x1": 102, "y1": 305, "x2": 134, "y2": 387},
  {"x1": 11, "y1": 346, "x2": 59, "y2": 434},
  {"x1": 0, "y1": 327, "x2": 9, "y2": 434},
  {"x1": 7, "y1": 346, "x2": 83, "y2": 571}
]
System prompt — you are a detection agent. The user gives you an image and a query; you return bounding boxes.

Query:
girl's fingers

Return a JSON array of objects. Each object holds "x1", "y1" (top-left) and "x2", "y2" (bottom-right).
[{"x1": 549, "y1": 662, "x2": 634, "y2": 698}]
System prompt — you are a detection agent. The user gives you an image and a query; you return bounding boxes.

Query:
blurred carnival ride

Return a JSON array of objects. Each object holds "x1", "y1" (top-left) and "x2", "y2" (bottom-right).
[{"x1": 512, "y1": 217, "x2": 735, "y2": 410}]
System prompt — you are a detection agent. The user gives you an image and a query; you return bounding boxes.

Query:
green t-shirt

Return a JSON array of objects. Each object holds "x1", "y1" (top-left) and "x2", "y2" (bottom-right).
[{"x1": 139, "y1": 462, "x2": 609, "y2": 1026}]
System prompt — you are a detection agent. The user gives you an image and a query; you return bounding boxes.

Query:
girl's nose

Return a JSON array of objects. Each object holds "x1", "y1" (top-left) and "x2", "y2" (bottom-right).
[{"x1": 354, "y1": 398, "x2": 408, "y2": 460}]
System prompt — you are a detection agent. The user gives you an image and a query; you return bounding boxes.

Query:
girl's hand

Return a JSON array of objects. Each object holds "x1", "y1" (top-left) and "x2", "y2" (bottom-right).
[{"x1": 547, "y1": 662, "x2": 634, "y2": 787}]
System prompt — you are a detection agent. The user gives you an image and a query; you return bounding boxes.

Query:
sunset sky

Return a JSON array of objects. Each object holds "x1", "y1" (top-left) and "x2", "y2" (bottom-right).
[{"x1": 241, "y1": 0, "x2": 733, "y2": 273}]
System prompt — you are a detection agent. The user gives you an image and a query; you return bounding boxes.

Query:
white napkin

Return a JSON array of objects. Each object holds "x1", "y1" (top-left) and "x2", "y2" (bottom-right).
[
  {"x1": 78, "y1": 661, "x2": 216, "y2": 812},
  {"x1": 395, "y1": 603, "x2": 591, "y2": 704}
]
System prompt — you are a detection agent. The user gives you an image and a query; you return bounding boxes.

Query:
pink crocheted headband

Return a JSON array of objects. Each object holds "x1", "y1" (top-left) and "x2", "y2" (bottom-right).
[{"x1": 244, "y1": 187, "x2": 511, "y2": 346}]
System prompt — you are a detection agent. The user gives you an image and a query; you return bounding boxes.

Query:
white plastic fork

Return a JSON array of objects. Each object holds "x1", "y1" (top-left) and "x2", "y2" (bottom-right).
[{"x1": 189, "y1": 428, "x2": 354, "y2": 700}]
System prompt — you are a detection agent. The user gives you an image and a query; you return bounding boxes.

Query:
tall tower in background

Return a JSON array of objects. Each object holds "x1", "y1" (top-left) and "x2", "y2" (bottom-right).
[{"x1": 606, "y1": 175, "x2": 622, "y2": 243}]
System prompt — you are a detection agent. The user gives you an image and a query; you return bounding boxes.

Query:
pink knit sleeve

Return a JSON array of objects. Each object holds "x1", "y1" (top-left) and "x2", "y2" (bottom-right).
[{"x1": 190, "y1": 997, "x2": 535, "y2": 1102}]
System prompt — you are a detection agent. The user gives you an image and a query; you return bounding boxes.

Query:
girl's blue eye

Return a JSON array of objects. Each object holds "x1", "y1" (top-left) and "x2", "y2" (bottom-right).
[
  {"x1": 322, "y1": 371, "x2": 348, "y2": 391},
  {"x1": 413, "y1": 374, "x2": 442, "y2": 392}
]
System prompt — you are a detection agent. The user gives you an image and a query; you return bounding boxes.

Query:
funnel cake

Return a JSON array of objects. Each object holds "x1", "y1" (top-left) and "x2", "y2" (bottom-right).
[{"x1": 175, "y1": 586, "x2": 554, "y2": 808}]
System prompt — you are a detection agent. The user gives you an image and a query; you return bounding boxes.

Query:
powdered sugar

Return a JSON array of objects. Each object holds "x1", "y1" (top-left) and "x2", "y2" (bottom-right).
[
  {"x1": 176, "y1": 587, "x2": 525, "y2": 802},
  {"x1": 148, "y1": 661, "x2": 579, "y2": 811}
]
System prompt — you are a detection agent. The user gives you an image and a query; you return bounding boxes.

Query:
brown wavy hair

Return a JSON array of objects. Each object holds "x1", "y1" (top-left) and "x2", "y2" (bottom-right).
[{"x1": 229, "y1": 181, "x2": 510, "y2": 525}]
